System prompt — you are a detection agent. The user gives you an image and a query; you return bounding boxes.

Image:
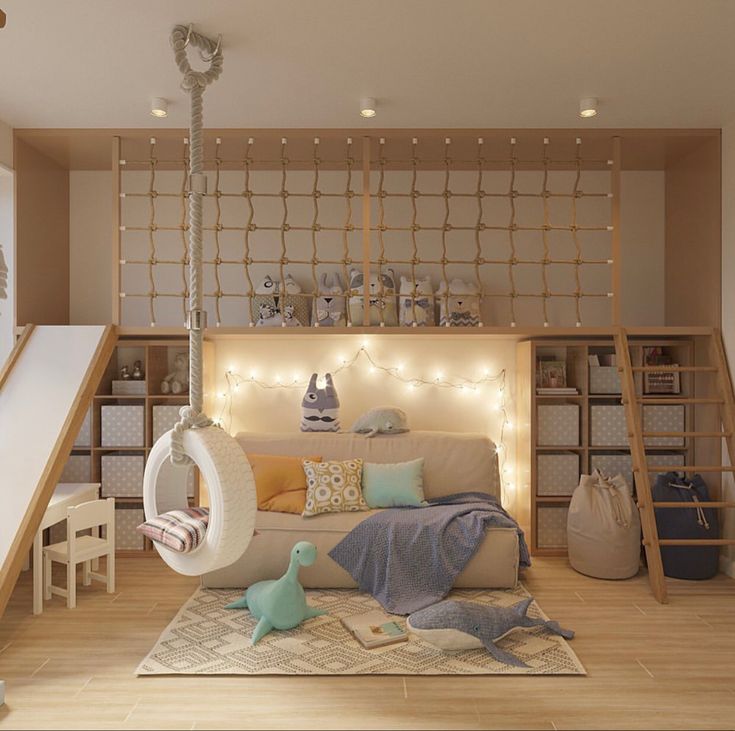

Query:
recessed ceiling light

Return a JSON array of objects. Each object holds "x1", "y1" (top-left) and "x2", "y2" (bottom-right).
[
  {"x1": 579, "y1": 97, "x2": 598, "y2": 118},
  {"x1": 150, "y1": 97, "x2": 168, "y2": 118},
  {"x1": 360, "y1": 97, "x2": 377, "y2": 118}
]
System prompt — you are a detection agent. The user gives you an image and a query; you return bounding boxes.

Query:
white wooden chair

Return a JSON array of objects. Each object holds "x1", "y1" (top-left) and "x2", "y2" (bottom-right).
[{"x1": 43, "y1": 498, "x2": 116, "y2": 609}]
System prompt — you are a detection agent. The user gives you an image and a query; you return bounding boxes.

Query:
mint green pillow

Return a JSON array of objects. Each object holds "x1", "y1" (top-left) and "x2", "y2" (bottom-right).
[{"x1": 362, "y1": 459, "x2": 426, "y2": 508}]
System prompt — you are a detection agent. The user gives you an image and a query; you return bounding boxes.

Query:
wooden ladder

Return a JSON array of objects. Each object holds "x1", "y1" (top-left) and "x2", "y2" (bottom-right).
[{"x1": 614, "y1": 327, "x2": 735, "y2": 603}]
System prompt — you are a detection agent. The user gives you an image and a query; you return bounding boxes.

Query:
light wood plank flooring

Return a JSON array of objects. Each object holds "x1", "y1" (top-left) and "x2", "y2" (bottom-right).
[{"x1": 0, "y1": 556, "x2": 734, "y2": 730}]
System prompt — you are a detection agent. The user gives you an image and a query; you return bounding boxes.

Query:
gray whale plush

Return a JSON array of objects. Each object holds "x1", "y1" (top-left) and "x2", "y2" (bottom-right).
[
  {"x1": 351, "y1": 406, "x2": 409, "y2": 438},
  {"x1": 407, "y1": 598, "x2": 574, "y2": 668}
]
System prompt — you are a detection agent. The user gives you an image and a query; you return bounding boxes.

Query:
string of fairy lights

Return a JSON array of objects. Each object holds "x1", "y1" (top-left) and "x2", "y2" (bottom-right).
[{"x1": 213, "y1": 344, "x2": 514, "y2": 502}]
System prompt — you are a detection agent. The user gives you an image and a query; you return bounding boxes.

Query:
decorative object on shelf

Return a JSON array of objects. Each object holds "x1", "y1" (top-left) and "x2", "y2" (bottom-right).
[
  {"x1": 300, "y1": 373, "x2": 340, "y2": 432},
  {"x1": 643, "y1": 347, "x2": 680, "y2": 394},
  {"x1": 399, "y1": 275, "x2": 435, "y2": 327},
  {"x1": 112, "y1": 379, "x2": 146, "y2": 396},
  {"x1": 160, "y1": 352, "x2": 189, "y2": 395},
  {"x1": 537, "y1": 360, "x2": 567, "y2": 389},
  {"x1": 224, "y1": 541, "x2": 328, "y2": 645},
  {"x1": 567, "y1": 471, "x2": 641, "y2": 580},
  {"x1": 437, "y1": 279, "x2": 480, "y2": 327},
  {"x1": 253, "y1": 274, "x2": 309, "y2": 327},
  {"x1": 313, "y1": 272, "x2": 346, "y2": 327},
  {"x1": 348, "y1": 269, "x2": 398, "y2": 326},
  {"x1": 406, "y1": 598, "x2": 574, "y2": 668},
  {"x1": 652, "y1": 472, "x2": 720, "y2": 580},
  {"x1": 131, "y1": 360, "x2": 145, "y2": 380},
  {"x1": 120, "y1": 365, "x2": 131, "y2": 380},
  {"x1": 352, "y1": 406, "x2": 409, "y2": 438}
]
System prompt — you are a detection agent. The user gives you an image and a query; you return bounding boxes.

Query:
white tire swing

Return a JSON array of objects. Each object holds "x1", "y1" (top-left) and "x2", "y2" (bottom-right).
[{"x1": 142, "y1": 24, "x2": 257, "y2": 575}]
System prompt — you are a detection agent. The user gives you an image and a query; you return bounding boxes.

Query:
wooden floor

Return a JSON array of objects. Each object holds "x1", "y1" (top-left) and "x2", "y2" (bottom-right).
[{"x1": 0, "y1": 557, "x2": 734, "y2": 730}]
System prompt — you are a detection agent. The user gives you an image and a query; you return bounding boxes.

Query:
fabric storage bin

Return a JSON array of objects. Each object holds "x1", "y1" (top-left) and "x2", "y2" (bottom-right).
[
  {"x1": 590, "y1": 453, "x2": 633, "y2": 482},
  {"x1": 590, "y1": 405, "x2": 627, "y2": 447},
  {"x1": 589, "y1": 366, "x2": 622, "y2": 394},
  {"x1": 74, "y1": 409, "x2": 92, "y2": 448},
  {"x1": 152, "y1": 404, "x2": 183, "y2": 442},
  {"x1": 115, "y1": 506, "x2": 145, "y2": 551},
  {"x1": 537, "y1": 405, "x2": 579, "y2": 446},
  {"x1": 101, "y1": 405, "x2": 144, "y2": 447},
  {"x1": 647, "y1": 452, "x2": 685, "y2": 472},
  {"x1": 537, "y1": 453, "x2": 579, "y2": 496},
  {"x1": 537, "y1": 505, "x2": 569, "y2": 548},
  {"x1": 60, "y1": 454, "x2": 91, "y2": 483},
  {"x1": 642, "y1": 405, "x2": 685, "y2": 447},
  {"x1": 101, "y1": 455, "x2": 144, "y2": 497}
]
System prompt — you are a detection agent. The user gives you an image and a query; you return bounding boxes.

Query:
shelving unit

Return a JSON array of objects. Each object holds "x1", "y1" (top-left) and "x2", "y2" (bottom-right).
[
  {"x1": 61, "y1": 338, "x2": 194, "y2": 556},
  {"x1": 517, "y1": 336, "x2": 696, "y2": 557}
]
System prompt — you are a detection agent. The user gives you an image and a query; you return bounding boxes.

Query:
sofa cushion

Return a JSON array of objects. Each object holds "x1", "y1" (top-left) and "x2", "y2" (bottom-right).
[
  {"x1": 247, "y1": 453, "x2": 321, "y2": 514},
  {"x1": 362, "y1": 458, "x2": 426, "y2": 508},
  {"x1": 235, "y1": 431, "x2": 500, "y2": 501},
  {"x1": 302, "y1": 459, "x2": 369, "y2": 516}
]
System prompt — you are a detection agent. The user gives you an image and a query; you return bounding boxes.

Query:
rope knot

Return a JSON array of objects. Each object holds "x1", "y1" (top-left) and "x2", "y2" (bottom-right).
[
  {"x1": 181, "y1": 70, "x2": 209, "y2": 91},
  {"x1": 169, "y1": 407, "x2": 213, "y2": 467}
]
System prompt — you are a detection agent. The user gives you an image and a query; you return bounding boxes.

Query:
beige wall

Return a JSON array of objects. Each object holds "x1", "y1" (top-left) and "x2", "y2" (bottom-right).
[
  {"x1": 721, "y1": 121, "x2": 735, "y2": 577},
  {"x1": 68, "y1": 170, "x2": 666, "y2": 328},
  {"x1": 209, "y1": 333, "x2": 519, "y2": 512},
  {"x1": 69, "y1": 171, "x2": 112, "y2": 324},
  {"x1": 0, "y1": 118, "x2": 12, "y2": 169}
]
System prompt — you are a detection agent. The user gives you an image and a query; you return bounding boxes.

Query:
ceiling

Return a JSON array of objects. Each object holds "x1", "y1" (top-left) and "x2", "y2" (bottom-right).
[{"x1": 1, "y1": 0, "x2": 734, "y2": 130}]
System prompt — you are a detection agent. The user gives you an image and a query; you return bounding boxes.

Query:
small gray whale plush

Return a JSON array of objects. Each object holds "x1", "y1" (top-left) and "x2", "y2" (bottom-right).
[
  {"x1": 407, "y1": 598, "x2": 574, "y2": 668},
  {"x1": 351, "y1": 406, "x2": 409, "y2": 438}
]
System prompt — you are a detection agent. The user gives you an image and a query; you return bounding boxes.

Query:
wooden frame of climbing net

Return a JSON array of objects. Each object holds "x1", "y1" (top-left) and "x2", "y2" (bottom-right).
[{"x1": 113, "y1": 130, "x2": 620, "y2": 331}]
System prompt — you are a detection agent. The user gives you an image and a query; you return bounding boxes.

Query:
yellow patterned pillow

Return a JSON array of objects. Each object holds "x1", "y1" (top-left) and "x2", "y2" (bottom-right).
[{"x1": 302, "y1": 459, "x2": 369, "y2": 516}]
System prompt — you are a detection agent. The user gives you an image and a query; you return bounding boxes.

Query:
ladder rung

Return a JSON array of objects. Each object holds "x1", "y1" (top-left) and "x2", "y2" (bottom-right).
[
  {"x1": 635, "y1": 397, "x2": 723, "y2": 404},
  {"x1": 641, "y1": 431, "x2": 731, "y2": 438},
  {"x1": 642, "y1": 465, "x2": 735, "y2": 473},
  {"x1": 649, "y1": 501, "x2": 735, "y2": 509},
  {"x1": 629, "y1": 366, "x2": 718, "y2": 373},
  {"x1": 657, "y1": 539, "x2": 735, "y2": 546}
]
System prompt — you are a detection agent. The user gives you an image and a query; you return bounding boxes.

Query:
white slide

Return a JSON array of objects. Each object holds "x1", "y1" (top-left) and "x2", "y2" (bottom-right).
[{"x1": 0, "y1": 325, "x2": 116, "y2": 616}]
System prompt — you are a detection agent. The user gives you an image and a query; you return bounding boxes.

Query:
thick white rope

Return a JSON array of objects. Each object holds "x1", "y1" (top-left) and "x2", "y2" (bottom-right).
[{"x1": 169, "y1": 24, "x2": 223, "y2": 466}]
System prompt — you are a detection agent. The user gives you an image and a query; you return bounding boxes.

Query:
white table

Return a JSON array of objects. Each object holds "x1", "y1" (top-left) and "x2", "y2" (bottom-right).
[{"x1": 32, "y1": 483, "x2": 100, "y2": 615}]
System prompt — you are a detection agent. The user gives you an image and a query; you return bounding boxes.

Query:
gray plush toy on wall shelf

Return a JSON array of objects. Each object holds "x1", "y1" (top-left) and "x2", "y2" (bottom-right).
[{"x1": 352, "y1": 407, "x2": 409, "y2": 438}]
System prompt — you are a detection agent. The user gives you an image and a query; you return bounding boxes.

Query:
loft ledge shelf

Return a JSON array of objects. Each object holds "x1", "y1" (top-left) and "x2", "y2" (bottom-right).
[
  {"x1": 13, "y1": 324, "x2": 718, "y2": 339},
  {"x1": 110, "y1": 325, "x2": 716, "y2": 339}
]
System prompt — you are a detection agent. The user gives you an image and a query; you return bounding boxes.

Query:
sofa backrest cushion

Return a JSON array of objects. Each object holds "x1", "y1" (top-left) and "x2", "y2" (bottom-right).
[{"x1": 235, "y1": 431, "x2": 500, "y2": 501}]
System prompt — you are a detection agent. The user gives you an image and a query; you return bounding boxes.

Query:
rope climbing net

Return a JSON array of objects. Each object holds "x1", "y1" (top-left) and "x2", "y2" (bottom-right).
[{"x1": 118, "y1": 132, "x2": 615, "y2": 329}]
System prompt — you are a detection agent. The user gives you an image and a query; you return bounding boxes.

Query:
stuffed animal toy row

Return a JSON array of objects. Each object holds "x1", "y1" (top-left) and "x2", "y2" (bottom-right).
[{"x1": 252, "y1": 272, "x2": 481, "y2": 327}]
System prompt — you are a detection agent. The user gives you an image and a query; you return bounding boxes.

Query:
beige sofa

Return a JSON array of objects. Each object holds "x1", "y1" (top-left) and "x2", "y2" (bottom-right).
[{"x1": 202, "y1": 431, "x2": 520, "y2": 590}]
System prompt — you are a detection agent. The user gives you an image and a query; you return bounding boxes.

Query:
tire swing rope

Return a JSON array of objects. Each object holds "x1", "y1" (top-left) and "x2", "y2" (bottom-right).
[
  {"x1": 168, "y1": 23, "x2": 222, "y2": 466},
  {"x1": 142, "y1": 25, "x2": 257, "y2": 576}
]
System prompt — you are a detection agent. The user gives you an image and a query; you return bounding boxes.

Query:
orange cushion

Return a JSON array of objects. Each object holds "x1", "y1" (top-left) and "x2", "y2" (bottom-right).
[{"x1": 248, "y1": 453, "x2": 321, "y2": 514}]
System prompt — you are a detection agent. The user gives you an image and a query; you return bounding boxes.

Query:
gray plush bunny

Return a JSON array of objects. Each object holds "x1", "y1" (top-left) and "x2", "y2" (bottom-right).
[
  {"x1": 300, "y1": 373, "x2": 340, "y2": 432},
  {"x1": 313, "y1": 272, "x2": 346, "y2": 327}
]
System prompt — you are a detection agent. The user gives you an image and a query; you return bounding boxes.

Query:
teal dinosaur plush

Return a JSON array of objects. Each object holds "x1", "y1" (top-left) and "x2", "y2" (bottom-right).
[{"x1": 225, "y1": 541, "x2": 327, "y2": 645}]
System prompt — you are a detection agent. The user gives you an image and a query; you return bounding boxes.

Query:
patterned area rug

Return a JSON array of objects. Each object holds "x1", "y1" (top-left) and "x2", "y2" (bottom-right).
[{"x1": 137, "y1": 585, "x2": 585, "y2": 676}]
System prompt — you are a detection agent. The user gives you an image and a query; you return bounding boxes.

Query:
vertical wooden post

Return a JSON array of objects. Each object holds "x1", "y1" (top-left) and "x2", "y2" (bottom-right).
[
  {"x1": 111, "y1": 136, "x2": 121, "y2": 326},
  {"x1": 361, "y1": 136, "x2": 371, "y2": 327},
  {"x1": 611, "y1": 136, "x2": 622, "y2": 326}
]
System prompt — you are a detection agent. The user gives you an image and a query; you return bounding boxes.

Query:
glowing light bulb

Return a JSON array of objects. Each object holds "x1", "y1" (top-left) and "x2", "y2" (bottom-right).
[
  {"x1": 227, "y1": 364, "x2": 235, "y2": 374},
  {"x1": 434, "y1": 370, "x2": 444, "y2": 383},
  {"x1": 396, "y1": 363, "x2": 404, "y2": 373},
  {"x1": 505, "y1": 421, "x2": 513, "y2": 431},
  {"x1": 218, "y1": 392, "x2": 226, "y2": 400},
  {"x1": 275, "y1": 374, "x2": 282, "y2": 384},
  {"x1": 234, "y1": 382, "x2": 240, "y2": 391},
  {"x1": 369, "y1": 366, "x2": 376, "y2": 374}
]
